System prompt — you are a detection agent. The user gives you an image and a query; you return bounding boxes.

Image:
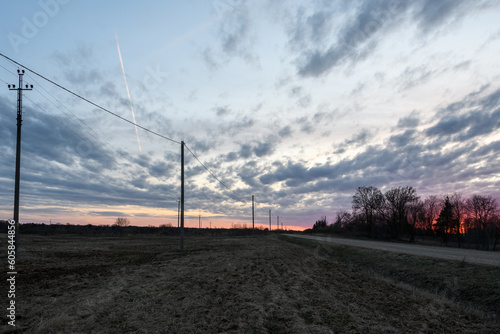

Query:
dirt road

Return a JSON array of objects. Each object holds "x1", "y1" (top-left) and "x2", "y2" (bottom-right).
[{"x1": 283, "y1": 234, "x2": 500, "y2": 267}]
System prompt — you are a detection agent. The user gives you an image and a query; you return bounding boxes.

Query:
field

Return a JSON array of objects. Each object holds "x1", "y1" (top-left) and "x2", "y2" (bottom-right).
[{"x1": 1, "y1": 233, "x2": 499, "y2": 333}]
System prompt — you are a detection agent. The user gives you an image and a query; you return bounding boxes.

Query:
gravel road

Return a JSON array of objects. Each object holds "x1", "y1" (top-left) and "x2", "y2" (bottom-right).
[{"x1": 283, "y1": 234, "x2": 500, "y2": 267}]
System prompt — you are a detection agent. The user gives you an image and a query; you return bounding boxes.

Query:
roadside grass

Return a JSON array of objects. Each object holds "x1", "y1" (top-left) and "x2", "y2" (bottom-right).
[{"x1": 280, "y1": 235, "x2": 500, "y2": 316}]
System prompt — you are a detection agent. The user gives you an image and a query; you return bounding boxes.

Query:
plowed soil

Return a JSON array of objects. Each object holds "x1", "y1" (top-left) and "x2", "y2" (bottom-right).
[{"x1": 1, "y1": 234, "x2": 498, "y2": 333}]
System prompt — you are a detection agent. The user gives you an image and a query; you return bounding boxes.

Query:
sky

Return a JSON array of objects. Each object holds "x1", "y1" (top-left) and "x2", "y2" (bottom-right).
[{"x1": 1, "y1": 0, "x2": 500, "y2": 230}]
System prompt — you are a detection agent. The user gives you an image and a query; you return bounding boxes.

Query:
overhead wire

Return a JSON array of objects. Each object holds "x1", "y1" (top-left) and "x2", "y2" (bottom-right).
[
  {"x1": 184, "y1": 143, "x2": 247, "y2": 203},
  {"x1": 2, "y1": 52, "x2": 250, "y2": 210},
  {"x1": 30, "y1": 86, "x2": 131, "y2": 162},
  {"x1": 23, "y1": 94, "x2": 102, "y2": 157},
  {"x1": 0, "y1": 52, "x2": 181, "y2": 145},
  {"x1": 0, "y1": 62, "x2": 17, "y2": 77},
  {"x1": 26, "y1": 73, "x2": 133, "y2": 162}
]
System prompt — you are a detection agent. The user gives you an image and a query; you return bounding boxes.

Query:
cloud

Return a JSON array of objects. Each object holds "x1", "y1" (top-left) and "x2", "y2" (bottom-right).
[
  {"x1": 287, "y1": 5, "x2": 337, "y2": 50},
  {"x1": 253, "y1": 86, "x2": 500, "y2": 207},
  {"x1": 296, "y1": 0, "x2": 409, "y2": 77},
  {"x1": 0, "y1": 96, "x2": 183, "y2": 215},
  {"x1": 334, "y1": 128, "x2": 374, "y2": 153},
  {"x1": 235, "y1": 135, "x2": 277, "y2": 159},
  {"x1": 205, "y1": 2, "x2": 260, "y2": 69},
  {"x1": 398, "y1": 65, "x2": 436, "y2": 91},
  {"x1": 214, "y1": 105, "x2": 231, "y2": 117},
  {"x1": 426, "y1": 88, "x2": 500, "y2": 140},
  {"x1": 396, "y1": 112, "x2": 420, "y2": 128},
  {"x1": 278, "y1": 125, "x2": 292, "y2": 138},
  {"x1": 292, "y1": 0, "x2": 492, "y2": 78},
  {"x1": 412, "y1": 0, "x2": 468, "y2": 32},
  {"x1": 63, "y1": 68, "x2": 102, "y2": 86}
]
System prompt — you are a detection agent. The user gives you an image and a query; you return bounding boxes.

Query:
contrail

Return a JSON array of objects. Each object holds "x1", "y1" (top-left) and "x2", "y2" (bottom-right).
[{"x1": 115, "y1": 34, "x2": 142, "y2": 152}]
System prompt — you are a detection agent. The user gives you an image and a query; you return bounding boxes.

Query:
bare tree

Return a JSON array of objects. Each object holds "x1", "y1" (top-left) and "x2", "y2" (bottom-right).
[
  {"x1": 352, "y1": 186, "x2": 385, "y2": 238},
  {"x1": 423, "y1": 195, "x2": 441, "y2": 234},
  {"x1": 407, "y1": 200, "x2": 425, "y2": 242},
  {"x1": 114, "y1": 217, "x2": 130, "y2": 227},
  {"x1": 466, "y1": 194, "x2": 498, "y2": 250},
  {"x1": 450, "y1": 193, "x2": 466, "y2": 248},
  {"x1": 384, "y1": 186, "x2": 419, "y2": 239},
  {"x1": 333, "y1": 210, "x2": 352, "y2": 231}
]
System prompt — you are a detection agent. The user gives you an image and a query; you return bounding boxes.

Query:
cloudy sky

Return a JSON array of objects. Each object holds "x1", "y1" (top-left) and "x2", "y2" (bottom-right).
[{"x1": 1, "y1": 0, "x2": 500, "y2": 229}]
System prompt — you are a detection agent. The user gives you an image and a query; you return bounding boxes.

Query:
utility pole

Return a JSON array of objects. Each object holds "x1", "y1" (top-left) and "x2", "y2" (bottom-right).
[
  {"x1": 277, "y1": 216, "x2": 280, "y2": 230},
  {"x1": 177, "y1": 197, "x2": 180, "y2": 228},
  {"x1": 252, "y1": 195, "x2": 255, "y2": 232},
  {"x1": 8, "y1": 69, "x2": 32, "y2": 255},
  {"x1": 180, "y1": 141, "x2": 185, "y2": 251},
  {"x1": 199, "y1": 214, "x2": 201, "y2": 229},
  {"x1": 269, "y1": 209, "x2": 271, "y2": 230}
]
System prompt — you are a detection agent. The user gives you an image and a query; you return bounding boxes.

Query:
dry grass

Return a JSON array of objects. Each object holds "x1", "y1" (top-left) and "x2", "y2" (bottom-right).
[{"x1": 1, "y1": 234, "x2": 498, "y2": 333}]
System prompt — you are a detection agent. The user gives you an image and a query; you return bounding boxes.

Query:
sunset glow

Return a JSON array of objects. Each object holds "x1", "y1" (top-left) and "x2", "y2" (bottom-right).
[{"x1": 1, "y1": 1, "x2": 499, "y2": 229}]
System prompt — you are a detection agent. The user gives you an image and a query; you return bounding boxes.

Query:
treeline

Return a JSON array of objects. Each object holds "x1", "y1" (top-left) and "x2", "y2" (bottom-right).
[
  {"x1": 0, "y1": 221, "x2": 272, "y2": 237},
  {"x1": 310, "y1": 186, "x2": 500, "y2": 251}
]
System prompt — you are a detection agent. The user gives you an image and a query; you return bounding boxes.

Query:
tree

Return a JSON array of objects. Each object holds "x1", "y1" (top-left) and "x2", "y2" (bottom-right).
[
  {"x1": 333, "y1": 210, "x2": 352, "y2": 230},
  {"x1": 312, "y1": 216, "x2": 327, "y2": 230},
  {"x1": 450, "y1": 193, "x2": 466, "y2": 248},
  {"x1": 384, "y1": 186, "x2": 419, "y2": 239},
  {"x1": 352, "y1": 186, "x2": 385, "y2": 238},
  {"x1": 423, "y1": 195, "x2": 441, "y2": 234},
  {"x1": 114, "y1": 217, "x2": 130, "y2": 227},
  {"x1": 466, "y1": 194, "x2": 498, "y2": 250},
  {"x1": 407, "y1": 200, "x2": 425, "y2": 242},
  {"x1": 435, "y1": 196, "x2": 456, "y2": 244}
]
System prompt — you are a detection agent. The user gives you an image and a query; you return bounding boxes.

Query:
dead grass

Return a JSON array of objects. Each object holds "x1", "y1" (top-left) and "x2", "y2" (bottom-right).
[
  {"x1": 281, "y1": 235, "x2": 500, "y2": 316},
  {"x1": 1, "y1": 234, "x2": 498, "y2": 333}
]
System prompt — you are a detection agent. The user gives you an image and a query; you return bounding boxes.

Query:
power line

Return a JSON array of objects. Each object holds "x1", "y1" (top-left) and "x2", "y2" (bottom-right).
[
  {"x1": 184, "y1": 143, "x2": 246, "y2": 202},
  {"x1": 23, "y1": 94, "x2": 126, "y2": 165},
  {"x1": 28, "y1": 78, "x2": 132, "y2": 162},
  {"x1": 0, "y1": 62, "x2": 17, "y2": 77},
  {"x1": 2, "y1": 53, "x2": 251, "y2": 217},
  {"x1": 0, "y1": 52, "x2": 180, "y2": 145}
]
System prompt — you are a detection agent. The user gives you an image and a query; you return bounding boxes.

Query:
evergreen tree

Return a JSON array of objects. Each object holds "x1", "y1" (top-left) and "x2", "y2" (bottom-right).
[{"x1": 435, "y1": 196, "x2": 456, "y2": 243}]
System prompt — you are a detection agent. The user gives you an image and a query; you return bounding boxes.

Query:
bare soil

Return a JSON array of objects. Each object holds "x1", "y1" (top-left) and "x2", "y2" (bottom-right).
[{"x1": 1, "y1": 234, "x2": 499, "y2": 333}]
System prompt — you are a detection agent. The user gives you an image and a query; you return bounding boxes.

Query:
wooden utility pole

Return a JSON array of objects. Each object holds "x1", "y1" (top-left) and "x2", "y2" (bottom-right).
[
  {"x1": 8, "y1": 69, "x2": 32, "y2": 255},
  {"x1": 180, "y1": 141, "x2": 185, "y2": 251},
  {"x1": 269, "y1": 209, "x2": 271, "y2": 230},
  {"x1": 177, "y1": 197, "x2": 180, "y2": 228},
  {"x1": 252, "y1": 195, "x2": 255, "y2": 232}
]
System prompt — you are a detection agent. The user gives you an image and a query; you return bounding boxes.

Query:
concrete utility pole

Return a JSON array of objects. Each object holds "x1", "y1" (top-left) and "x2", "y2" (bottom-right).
[
  {"x1": 8, "y1": 69, "x2": 32, "y2": 255},
  {"x1": 180, "y1": 141, "x2": 185, "y2": 251}
]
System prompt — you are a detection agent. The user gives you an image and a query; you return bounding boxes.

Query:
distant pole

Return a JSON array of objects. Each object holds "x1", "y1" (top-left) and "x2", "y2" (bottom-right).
[
  {"x1": 180, "y1": 141, "x2": 185, "y2": 251},
  {"x1": 269, "y1": 209, "x2": 271, "y2": 230},
  {"x1": 277, "y1": 216, "x2": 280, "y2": 230},
  {"x1": 252, "y1": 195, "x2": 255, "y2": 232},
  {"x1": 8, "y1": 69, "x2": 32, "y2": 255},
  {"x1": 199, "y1": 214, "x2": 201, "y2": 229}
]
